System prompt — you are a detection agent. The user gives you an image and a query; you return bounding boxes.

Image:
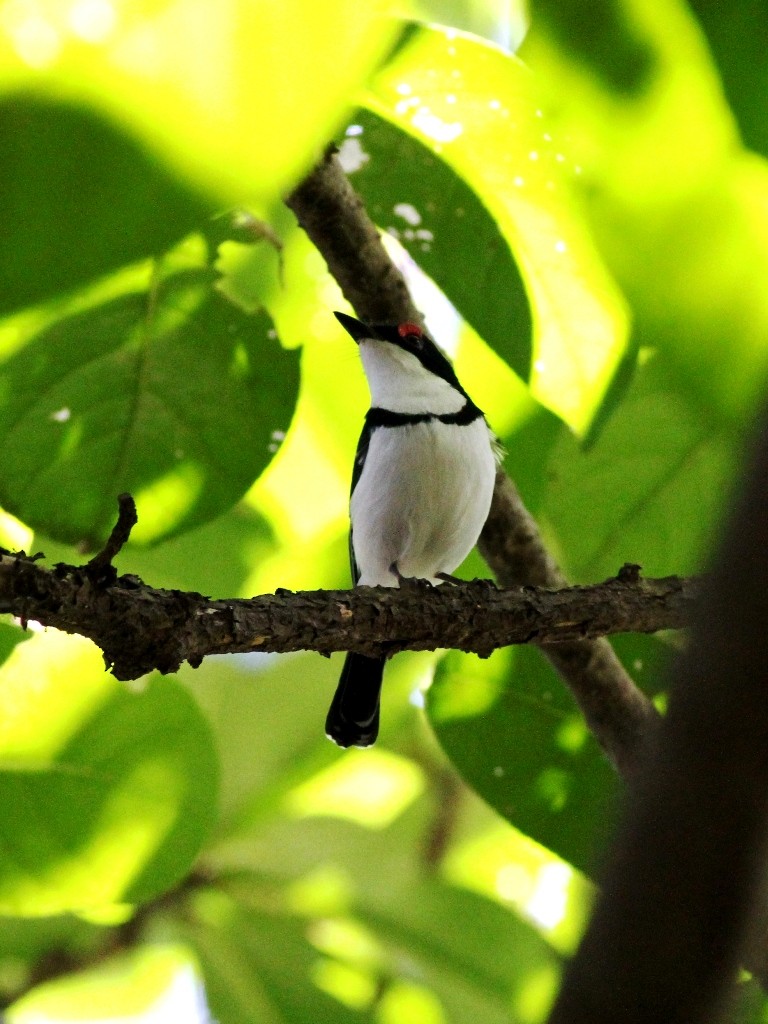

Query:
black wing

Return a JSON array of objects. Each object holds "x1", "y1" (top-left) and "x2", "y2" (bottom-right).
[{"x1": 348, "y1": 415, "x2": 375, "y2": 585}]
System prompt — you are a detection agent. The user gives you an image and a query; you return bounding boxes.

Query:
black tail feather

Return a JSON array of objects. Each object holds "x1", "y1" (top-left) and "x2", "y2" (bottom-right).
[{"x1": 325, "y1": 653, "x2": 385, "y2": 748}]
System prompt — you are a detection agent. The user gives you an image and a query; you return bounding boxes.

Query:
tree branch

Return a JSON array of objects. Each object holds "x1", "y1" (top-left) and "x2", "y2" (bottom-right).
[
  {"x1": 287, "y1": 149, "x2": 662, "y2": 773},
  {"x1": 479, "y1": 471, "x2": 663, "y2": 773},
  {"x1": 286, "y1": 144, "x2": 422, "y2": 324},
  {"x1": 0, "y1": 547, "x2": 694, "y2": 681}
]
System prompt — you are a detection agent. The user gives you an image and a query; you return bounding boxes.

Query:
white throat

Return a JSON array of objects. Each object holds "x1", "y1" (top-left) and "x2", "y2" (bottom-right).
[{"x1": 358, "y1": 340, "x2": 465, "y2": 415}]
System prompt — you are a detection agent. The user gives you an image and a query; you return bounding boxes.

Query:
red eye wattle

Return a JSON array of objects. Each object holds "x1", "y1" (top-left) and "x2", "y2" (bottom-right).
[{"x1": 398, "y1": 322, "x2": 423, "y2": 339}]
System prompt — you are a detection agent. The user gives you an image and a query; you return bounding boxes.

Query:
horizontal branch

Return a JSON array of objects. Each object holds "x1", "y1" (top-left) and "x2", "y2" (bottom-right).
[{"x1": 0, "y1": 550, "x2": 696, "y2": 680}]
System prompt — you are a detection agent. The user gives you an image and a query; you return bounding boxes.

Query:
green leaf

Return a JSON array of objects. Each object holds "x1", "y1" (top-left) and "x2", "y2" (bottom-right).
[
  {"x1": 358, "y1": 879, "x2": 560, "y2": 1023},
  {"x1": 523, "y1": 0, "x2": 768, "y2": 425},
  {"x1": 528, "y1": 0, "x2": 656, "y2": 94},
  {"x1": 0, "y1": 95, "x2": 210, "y2": 316},
  {"x1": 0, "y1": 620, "x2": 30, "y2": 669},
  {"x1": 428, "y1": 634, "x2": 670, "y2": 875},
  {"x1": 0, "y1": 911, "x2": 100, "y2": 966},
  {"x1": 185, "y1": 890, "x2": 374, "y2": 1024},
  {"x1": 541, "y1": 354, "x2": 735, "y2": 582},
  {"x1": 0, "y1": 632, "x2": 218, "y2": 915},
  {"x1": 732, "y1": 977, "x2": 768, "y2": 1024},
  {"x1": 346, "y1": 108, "x2": 532, "y2": 378},
  {"x1": 6, "y1": 944, "x2": 202, "y2": 1022},
  {"x1": 0, "y1": 0, "x2": 401, "y2": 204},
  {"x1": 185, "y1": 873, "x2": 560, "y2": 1024},
  {"x1": 367, "y1": 23, "x2": 628, "y2": 434},
  {"x1": 182, "y1": 651, "x2": 341, "y2": 837},
  {"x1": 0, "y1": 265, "x2": 300, "y2": 546},
  {"x1": 415, "y1": 0, "x2": 528, "y2": 50},
  {"x1": 36, "y1": 500, "x2": 277, "y2": 601},
  {"x1": 495, "y1": 400, "x2": 564, "y2": 516},
  {"x1": 672, "y1": 0, "x2": 768, "y2": 158}
]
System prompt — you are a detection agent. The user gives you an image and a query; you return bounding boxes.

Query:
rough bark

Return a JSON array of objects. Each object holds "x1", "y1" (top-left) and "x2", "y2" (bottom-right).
[{"x1": 0, "y1": 546, "x2": 694, "y2": 683}]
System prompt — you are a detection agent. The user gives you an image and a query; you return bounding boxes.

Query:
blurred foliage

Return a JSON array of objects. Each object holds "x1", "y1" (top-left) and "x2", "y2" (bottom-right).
[
  {"x1": 0, "y1": 243, "x2": 300, "y2": 546},
  {"x1": 0, "y1": 0, "x2": 400, "y2": 202},
  {"x1": 0, "y1": 0, "x2": 766, "y2": 1021}
]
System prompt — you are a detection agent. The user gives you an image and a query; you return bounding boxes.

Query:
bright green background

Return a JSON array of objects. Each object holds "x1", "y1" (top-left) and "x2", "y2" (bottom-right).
[{"x1": 0, "y1": 0, "x2": 766, "y2": 1020}]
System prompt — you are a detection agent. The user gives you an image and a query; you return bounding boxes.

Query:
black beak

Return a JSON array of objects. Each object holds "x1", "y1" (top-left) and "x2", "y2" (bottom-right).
[{"x1": 334, "y1": 311, "x2": 373, "y2": 343}]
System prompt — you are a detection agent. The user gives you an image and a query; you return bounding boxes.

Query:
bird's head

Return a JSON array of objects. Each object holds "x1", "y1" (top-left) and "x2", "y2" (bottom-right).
[{"x1": 334, "y1": 311, "x2": 467, "y2": 413}]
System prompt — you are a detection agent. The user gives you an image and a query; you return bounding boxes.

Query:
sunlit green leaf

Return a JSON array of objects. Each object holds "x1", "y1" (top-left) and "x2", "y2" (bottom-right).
[
  {"x1": 358, "y1": 879, "x2": 560, "y2": 1023},
  {"x1": 345, "y1": 107, "x2": 532, "y2": 378},
  {"x1": 541, "y1": 354, "x2": 736, "y2": 582},
  {"x1": 428, "y1": 634, "x2": 670, "y2": 875},
  {"x1": 36, "y1": 500, "x2": 277, "y2": 602},
  {"x1": 184, "y1": 871, "x2": 560, "y2": 1024},
  {"x1": 0, "y1": 620, "x2": 30, "y2": 669},
  {"x1": 185, "y1": 889, "x2": 374, "y2": 1024},
  {"x1": 529, "y1": 0, "x2": 656, "y2": 94},
  {"x1": 523, "y1": 0, "x2": 768, "y2": 424},
  {"x1": 0, "y1": 94, "x2": 210, "y2": 316},
  {"x1": 0, "y1": 0, "x2": 401, "y2": 204},
  {"x1": 181, "y1": 652, "x2": 340, "y2": 837},
  {"x1": 429, "y1": 646, "x2": 615, "y2": 876},
  {"x1": 0, "y1": 264, "x2": 300, "y2": 546},
  {"x1": 415, "y1": 0, "x2": 528, "y2": 50},
  {"x1": 6, "y1": 943, "x2": 201, "y2": 1021},
  {"x1": 367, "y1": 23, "x2": 628, "y2": 434},
  {"x1": 0, "y1": 632, "x2": 217, "y2": 915}
]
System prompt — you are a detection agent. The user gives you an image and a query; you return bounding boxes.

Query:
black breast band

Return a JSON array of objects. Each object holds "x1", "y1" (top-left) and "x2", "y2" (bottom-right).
[{"x1": 366, "y1": 401, "x2": 483, "y2": 429}]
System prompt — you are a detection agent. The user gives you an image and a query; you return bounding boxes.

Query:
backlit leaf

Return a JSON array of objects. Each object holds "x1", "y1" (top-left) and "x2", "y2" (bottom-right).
[
  {"x1": 0, "y1": 0, "x2": 401, "y2": 204},
  {"x1": 345, "y1": 107, "x2": 532, "y2": 378},
  {"x1": 0, "y1": 632, "x2": 217, "y2": 915},
  {"x1": 428, "y1": 634, "x2": 670, "y2": 875},
  {"x1": 541, "y1": 354, "x2": 735, "y2": 582},
  {"x1": 523, "y1": 0, "x2": 768, "y2": 424},
  {"x1": 0, "y1": 94, "x2": 209, "y2": 316},
  {"x1": 0, "y1": 263, "x2": 300, "y2": 545}
]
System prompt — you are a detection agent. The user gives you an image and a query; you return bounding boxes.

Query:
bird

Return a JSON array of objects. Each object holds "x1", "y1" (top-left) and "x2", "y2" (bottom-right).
[{"x1": 325, "y1": 310, "x2": 498, "y2": 748}]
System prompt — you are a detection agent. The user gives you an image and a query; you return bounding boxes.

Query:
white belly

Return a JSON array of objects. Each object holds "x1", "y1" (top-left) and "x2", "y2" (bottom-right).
[{"x1": 350, "y1": 418, "x2": 496, "y2": 587}]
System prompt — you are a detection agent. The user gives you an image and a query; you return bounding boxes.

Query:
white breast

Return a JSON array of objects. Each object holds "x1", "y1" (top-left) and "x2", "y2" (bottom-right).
[{"x1": 351, "y1": 417, "x2": 496, "y2": 587}]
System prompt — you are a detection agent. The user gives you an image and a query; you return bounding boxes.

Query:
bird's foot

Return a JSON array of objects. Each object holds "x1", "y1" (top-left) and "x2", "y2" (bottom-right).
[
  {"x1": 435, "y1": 573, "x2": 498, "y2": 590},
  {"x1": 435, "y1": 571, "x2": 464, "y2": 585},
  {"x1": 389, "y1": 561, "x2": 434, "y2": 591},
  {"x1": 468, "y1": 575, "x2": 499, "y2": 591}
]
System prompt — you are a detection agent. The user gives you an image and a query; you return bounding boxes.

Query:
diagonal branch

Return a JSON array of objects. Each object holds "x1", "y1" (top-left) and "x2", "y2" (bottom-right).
[
  {"x1": 0, "y1": 548, "x2": 694, "y2": 682},
  {"x1": 287, "y1": 149, "x2": 662, "y2": 773}
]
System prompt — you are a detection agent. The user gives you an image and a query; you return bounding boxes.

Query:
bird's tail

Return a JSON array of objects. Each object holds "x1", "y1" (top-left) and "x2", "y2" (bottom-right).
[{"x1": 325, "y1": 652, "x2": 385, "y2": 748}]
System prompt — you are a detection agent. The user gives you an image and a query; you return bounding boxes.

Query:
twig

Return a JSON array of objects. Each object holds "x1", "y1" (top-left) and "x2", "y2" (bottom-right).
[
  {"x1": 84, "y1": 493, "x2": 138, "y2": 579},
  {"x1": 286, "y1": 146, "x2": 422, "y2": 324}
]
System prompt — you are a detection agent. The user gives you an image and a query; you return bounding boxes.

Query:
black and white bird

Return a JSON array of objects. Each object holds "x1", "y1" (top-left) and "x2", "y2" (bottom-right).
[{"x1": 326, "y1": 311, "x2": 498, "y2": 748}]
